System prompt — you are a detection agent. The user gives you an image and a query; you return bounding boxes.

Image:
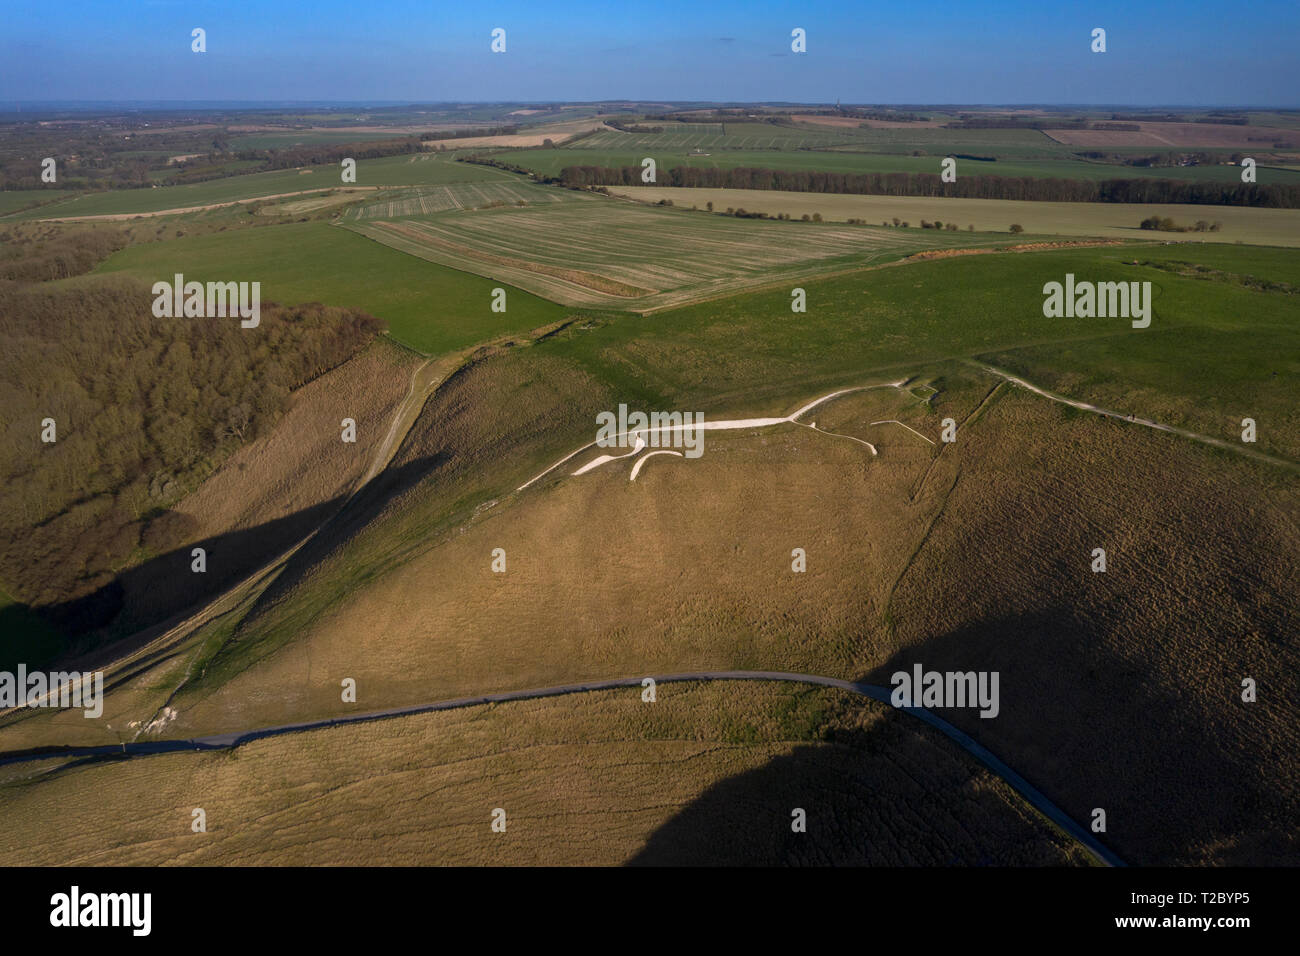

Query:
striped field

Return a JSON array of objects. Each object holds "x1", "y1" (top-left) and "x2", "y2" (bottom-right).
[
  {"x1": 344, "y1": 181, "x2": 590, "y2": 220},
  {"x1": 345, "y1": 196, "x2": 1010, "y2": 310}
]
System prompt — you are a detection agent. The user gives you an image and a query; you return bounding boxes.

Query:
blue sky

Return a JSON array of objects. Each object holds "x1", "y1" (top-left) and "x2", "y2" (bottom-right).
[{"x1": 2, "y1": 0, "x2": 1296, "y2": 105}]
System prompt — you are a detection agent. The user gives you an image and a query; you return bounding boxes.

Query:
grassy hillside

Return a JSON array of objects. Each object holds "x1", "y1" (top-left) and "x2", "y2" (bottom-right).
[
  {"x1": 145, "y1": 337, "x2": 1298, "y2": 864},
  {"x1": 501, "y1": 243, "x2": 1297, "y2": 460},
  {"x1": 125, "y1": 242, "x2": 1292, "y2": 696},
  {"x1": 0, "y1": 682, "x2": 1090, "y2": 866}
]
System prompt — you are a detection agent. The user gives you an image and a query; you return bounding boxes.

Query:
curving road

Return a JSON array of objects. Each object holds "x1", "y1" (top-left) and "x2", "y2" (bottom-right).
[{"x1": 0, "y1": 669, "x2": 1123, "y2": 867}]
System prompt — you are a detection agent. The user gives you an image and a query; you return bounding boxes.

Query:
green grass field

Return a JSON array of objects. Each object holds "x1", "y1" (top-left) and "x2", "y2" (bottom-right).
[
  {"x1": 337, "y1": 152, "x2": 518, "y2": 187},
  {"x1": 1126, "y1": 243, "x2": 1300, "y2": 285},
  {"x1": 526, "y1": 243, "x2": 1300, "y2": 460},
  {"x1": 577, "y1": 121, "x2": 871, "y2": 150},
  {"x1": 0, "y1": 189, "x2": 72, "y2": 216},
  {"x1": 92, "y1": 221, "x2": 569, "y2": 354}
]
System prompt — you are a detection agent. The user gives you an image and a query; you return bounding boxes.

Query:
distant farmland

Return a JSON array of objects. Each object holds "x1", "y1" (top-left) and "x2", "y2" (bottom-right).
[
  {"x1": 604, "y1": 186, "x2": 1300, "y2": 247},
  {"x1": 577, "y1": 121, "x2": 872, "y2": 151},
  {"x1": 2, "y1": 154, "x2": 513, "y2": 222},
  {"x1": 344, "y1": 197, "x2": 1008, "y2": 310},
  {"x1": 1043, "y1": 120, "x2": 1300, "y2": 148},
  {"x1": 561, "y1": 123, "x2": 1076, "y2": 158},
  {"x1": 495, "y1": 146, "x2": 1300, "y2": 185},
  {"x1": 419, "y1": 118, "x2": 609, "y2": 149}
]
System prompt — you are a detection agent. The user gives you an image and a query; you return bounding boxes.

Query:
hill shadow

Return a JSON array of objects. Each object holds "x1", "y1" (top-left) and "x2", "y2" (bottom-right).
[
  {"x1": 627, "y1": 712, "x2": 1083, "y2": 866},
  {"x1": 852, "y1": 607, "x2": 1298, "y2": 865},
  {"x1": 240, "y1": 444, "x2": 452, "y2": 615},
  {"x1": 7, "y1": 454, "x2": 447, "y2": 673},
  {"x1": 630, "y1": 605, "x2": 1298, "y2": 866}
]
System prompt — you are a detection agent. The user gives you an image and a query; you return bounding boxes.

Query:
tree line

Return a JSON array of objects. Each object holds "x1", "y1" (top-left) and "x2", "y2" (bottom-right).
[
  {"x1": 239, "y1": 136, "x2": 424, "y2": 171},
  {"x1": 0, "y1": 228, "x2": 129, "y2": 282},
  {"x1": 557, "y1": 164, "x2": 1300, "y2": 208},
  {"x1": 605, "y1": 120, "x2": 664, "y2": 133},
  {"x1": 419, "y1": 125, "x2": 520, "y2": 141},
  {"x1": 0, "y1": 229, "x2": 384, "y2": 634}
]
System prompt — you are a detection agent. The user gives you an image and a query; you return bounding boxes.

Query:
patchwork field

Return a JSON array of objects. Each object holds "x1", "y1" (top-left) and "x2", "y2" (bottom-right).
[
  {"x1": 344, "y1": 197, "x2": 1011, "y2": 310},
  {"x1": 343, "y1": 180, "x2": 592, "y2": 220},
  {"x1": 1044, "y1": 121, "x2": 1300, "y2": 148},
  {"x1": 605, "y1": 186, "x2": 1300, "y2": 247}
]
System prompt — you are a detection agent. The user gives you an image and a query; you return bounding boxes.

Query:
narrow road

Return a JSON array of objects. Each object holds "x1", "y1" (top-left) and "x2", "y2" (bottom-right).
[{"x1": 0, "y1": 670, "x2": 1123, "y2": 867}]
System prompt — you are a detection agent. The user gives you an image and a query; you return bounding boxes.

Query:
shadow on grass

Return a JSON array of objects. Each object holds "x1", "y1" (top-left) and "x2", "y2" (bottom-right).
[
  {"x1": 631, "y1": 599, "x2": 1299, "y2": 866},
  {"x1": 627, "y1": 712, "x2": 1083, "y2": 866},
  {"x1": 8, "y1": 454, "x2": 448, "y2": 673}
]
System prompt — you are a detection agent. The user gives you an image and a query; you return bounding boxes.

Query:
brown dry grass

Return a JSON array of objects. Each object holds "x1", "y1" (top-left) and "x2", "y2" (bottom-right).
[
  {"x1": 5, "y1": 343, "x2": 1293, "y2": 865},
  {"x1": 881, "y1": 384, "x2": 1300, "y2": 865},
  {"x1": 162, "y1": 376, "x2": 947, "y2": 739},
  {"x1": 0, "y1": 682, "x2": 1089, "y2": 865},
  {"x1": 178, "y1": 337, "x2": 422, "y2": 543},
  {"x1": 168, "y1": 359, "x2": 1300, "y2": 865},
  {"x1": 98, "y1": 338, "x2": 422, "y2": 638}
]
